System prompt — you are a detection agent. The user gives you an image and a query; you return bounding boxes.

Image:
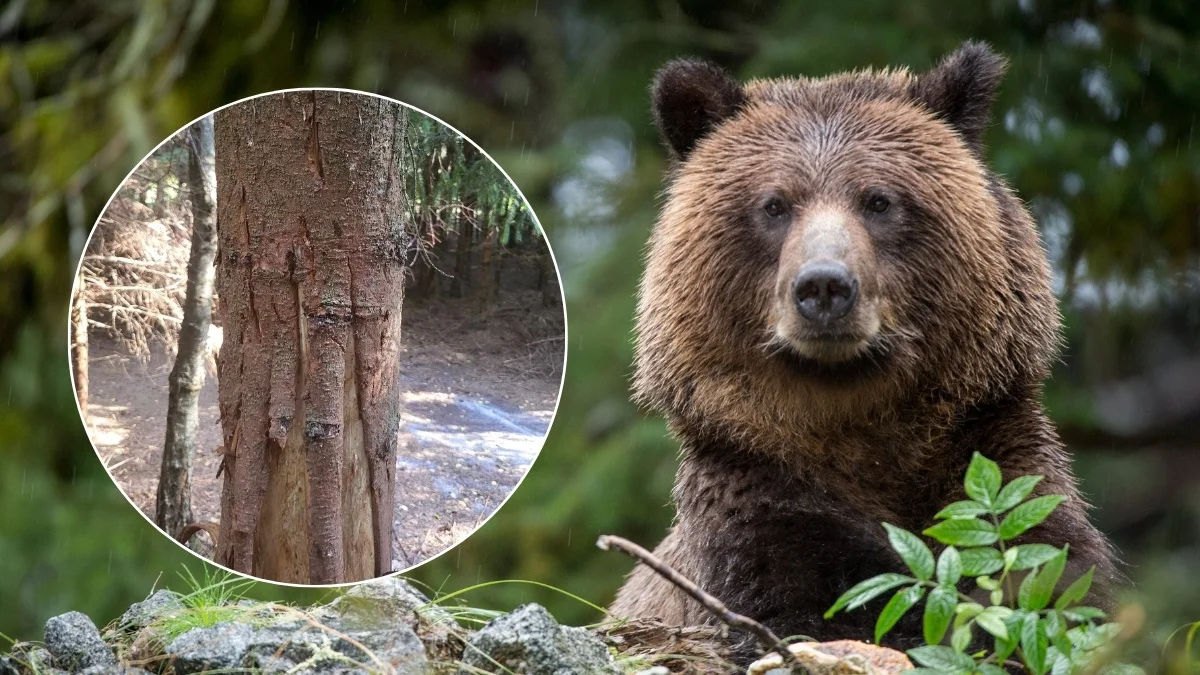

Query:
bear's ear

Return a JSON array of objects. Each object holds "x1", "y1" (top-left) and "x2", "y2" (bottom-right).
[
  {"x1": 652, "y1": 59, "x2": 746, "y2": 160},
  {"x1": 910, "y1": 41, "x2": 1007, "y2": 154}
]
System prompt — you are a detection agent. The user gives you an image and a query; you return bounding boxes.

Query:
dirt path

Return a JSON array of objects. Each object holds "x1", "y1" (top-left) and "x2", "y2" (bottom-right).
[{"x1": 85, "y1": 292, "x2": 563, "y2": 572}]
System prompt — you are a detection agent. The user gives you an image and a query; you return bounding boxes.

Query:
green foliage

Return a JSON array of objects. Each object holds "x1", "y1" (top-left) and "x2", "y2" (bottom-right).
[
  {"x1": 827, "y1": 453, "x2": 1142, "y2": 675},
  {"x1": 149, "y1": 566, "x2": 261, "y2": 643},
  {"x1": 403, "y1": 113, "x2": 538, "y2": 251}
]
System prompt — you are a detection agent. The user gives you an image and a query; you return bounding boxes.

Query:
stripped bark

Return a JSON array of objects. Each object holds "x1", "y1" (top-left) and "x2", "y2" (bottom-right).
[
  {"x1": 214, "y1": 92, "x2": 407, "y2": 583},
  {"x1": 156, "y1": 115, "x2": 218, "y2": 540},
  {"x1": 71, "y1": 288, "x2": 89, "y2": 415}
]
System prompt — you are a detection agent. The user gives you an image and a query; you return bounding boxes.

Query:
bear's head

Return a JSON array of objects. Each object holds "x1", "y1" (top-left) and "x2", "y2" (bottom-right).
[{"x1": 635, "y1": 42, "x2": 1060, "y2": 448}]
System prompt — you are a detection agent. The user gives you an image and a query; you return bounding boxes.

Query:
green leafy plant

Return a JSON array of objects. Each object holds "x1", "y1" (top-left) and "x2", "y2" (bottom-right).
[{"x1": 826, "y1": 452, "x2": 1141, "y2": 675}]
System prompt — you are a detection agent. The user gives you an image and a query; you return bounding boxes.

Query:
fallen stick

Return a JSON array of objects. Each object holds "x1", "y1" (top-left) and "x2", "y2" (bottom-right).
[{"x1": 597, "y1": 534, "x2": 802, "y2": 671}]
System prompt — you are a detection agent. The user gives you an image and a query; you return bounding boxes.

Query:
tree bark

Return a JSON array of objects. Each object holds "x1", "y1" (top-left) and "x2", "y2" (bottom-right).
[
  {"x1": 213, "y1": 91, "x2": 406, "y2": 583},
  {"x1": 71, "y1": 288, "x2": 89, "y2": 416},
  {"x1": 157, "y1": 115, "x2": 218, "y2": 542},
  {"x1": 450, "y1": 214, "x2": 472, "y2": 298},
  {"x1": 478, "y1": 222, "x2": 495, "y2": 317}
]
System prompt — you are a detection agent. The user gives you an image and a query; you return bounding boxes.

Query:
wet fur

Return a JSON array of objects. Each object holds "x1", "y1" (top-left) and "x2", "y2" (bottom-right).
[{"x1": 613, "y1": 42, "x2": 1117, "y2": 653}]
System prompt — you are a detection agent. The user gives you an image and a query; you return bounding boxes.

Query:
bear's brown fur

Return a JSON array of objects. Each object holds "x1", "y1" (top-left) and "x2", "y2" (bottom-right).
[{"x1": 612, "y1": 42, "x2": 1117, "y2": 653}]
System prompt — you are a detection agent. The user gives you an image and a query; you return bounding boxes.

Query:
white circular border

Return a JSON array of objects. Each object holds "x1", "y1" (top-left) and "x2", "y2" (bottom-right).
[{"x1": 67, "y1": 87, "x2": 570, "y2": 588}]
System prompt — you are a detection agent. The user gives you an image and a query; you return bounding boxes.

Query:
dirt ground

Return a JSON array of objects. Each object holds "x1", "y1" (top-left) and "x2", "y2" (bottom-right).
[{"x1": 84, "y1": 290, "x2": 563, "y2": 572}]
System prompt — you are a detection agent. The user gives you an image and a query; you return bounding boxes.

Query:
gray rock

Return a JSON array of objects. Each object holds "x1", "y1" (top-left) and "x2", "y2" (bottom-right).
[
  {"x1": 79, "y1": 668, "x2": 155, "y2": 675},
  {"x1": 10, "y1": 643, "x2": 60, "y2": 674},
  {"x1": 324, "y1": 576, "x2": 454, "y2": 629},
  {"x1": 460, "y1": 604, "x2": 619, "y2": 675},
  {"x1": 164, "y1": 609, "x2": 429, "y2": 674},
  {"x1": 164, "y1": 622, "x2": 256, "y2": 674},
  {"x1": 118, "y1": 589, "x2": 184, "y2": 631},
  {"x1": 0, "y1": 655, "x2": 20, "y2": 675},
  {"x1": 43, "y1": 612, "x2": 116, "y2": 671}
]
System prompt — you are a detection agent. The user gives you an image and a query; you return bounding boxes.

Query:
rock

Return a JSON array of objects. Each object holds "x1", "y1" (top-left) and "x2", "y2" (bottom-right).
[
  {"x1": 163, "y1": 608, "x2": 429, "y2": 674},
  {"x1": 79, "y1": 668, "x2": 155, "y2": 675},
  {"x1": 7, "y1": 644, "x2": 66, "y2": 674},
  {"x1": 0, "y1": 655, "x2": 20, "y2": 675},
  {"x1": 459, "y1": 603, "x2": 619, "y2": 675},
  {"x1": 746, "y1": 640, "x2": 914, "y2": 675},
  {"x1": 118, "y1": 589, "x2": 184, "y2": 631},
  {"x1": 324, "y1": 576, "x2": 454, "y2": 629},
  {"x1": 164, "y1": 622, "x2": 257, "y2": 674},
  {"x1": 43, "y1": 612, "x2": 117, "y2": 671}
]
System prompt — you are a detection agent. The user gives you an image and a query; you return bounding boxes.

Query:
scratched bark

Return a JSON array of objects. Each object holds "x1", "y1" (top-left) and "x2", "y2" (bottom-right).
[{"x1": 213, "y1": 91, "x2": 407, "y2": 584}]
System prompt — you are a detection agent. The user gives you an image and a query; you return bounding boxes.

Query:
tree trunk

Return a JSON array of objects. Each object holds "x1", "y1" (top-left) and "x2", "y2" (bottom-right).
[
  {"x1": 156, "y1": 115, "x2": 218, "y2": 541},
  {"x1": 71, "y1": 288, "x2": 88, "y2": 416},
  {"x1": 537, "y1": 247, "x2": 557, "y2": 308},
  {"x1": 478, "y1": 222, "x2": 495, "y2": 317},
  {"x1": 213, "y1": 91, "x2": 407, "y2": 583},
  {"x1": 450, "y1": 224, "x2": 470, "y2": 297}
]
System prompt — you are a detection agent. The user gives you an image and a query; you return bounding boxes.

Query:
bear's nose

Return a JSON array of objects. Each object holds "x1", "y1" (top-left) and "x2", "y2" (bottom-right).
[{"x1": 792, "y1": 262, "x2": 858, "y2": 323}]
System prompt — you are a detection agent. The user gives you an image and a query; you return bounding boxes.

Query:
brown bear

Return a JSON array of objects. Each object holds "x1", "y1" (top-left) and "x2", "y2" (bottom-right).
[{"x1": 611, "y1": 42, "x2": 1117, "y2": 653}]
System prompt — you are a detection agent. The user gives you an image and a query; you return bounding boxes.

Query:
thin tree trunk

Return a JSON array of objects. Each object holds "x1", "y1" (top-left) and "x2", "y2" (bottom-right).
[
  {"x1": 71, "y1": 288, "x2": 89, "y2": 416},
  {"x1": 214, "y1": 91, "x2": 406, "y2": 583},
  {"x1": 450, "y1": 216, "x2": 472, "y2": 298},
  {"x1": 478, "y1": 222, "x2": 495, "y2": 317},
  {"x1": 537, "y1": 246, "x2": 557, "y2": 308},
  {"x1": 156, "y1": 115, "x2": 218, "y2": 541}
]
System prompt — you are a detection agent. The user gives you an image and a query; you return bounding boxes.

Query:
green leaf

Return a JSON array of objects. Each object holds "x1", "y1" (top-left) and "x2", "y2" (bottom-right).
[
  {"x1": 1021, "y1": 613, "x2": 1049, "y2": 675},
  {"x1": 1043, "y1": 610, "x2": 1064, "y2": 639},
  {"x1": 1007, "y1": 544, "x2": 1064, "y2": 571},
  {"x1": 964, "y1": 453, "x2": 1003, "y2": 506},
  {"x1": 1062, "y1": 606, "x2": 1106, "y2": 622},
  {"x1": 824, "y1": 573, "x2": 913, "y2": 618},
  {"x1": 1067, "y1": 622, "x2": 1121, "y2": 652},
  {"x1": 924, "y1": 519, "x2": 999, "y2": 548},
  {"x1": 907, "y1": 645, "x2": 976, "y2": 672},
  {"x1": 924, "y1": 585, "x2": 957, "y2": 645},
  {"x1": 936, "y1": 546, "x2": 962, "y2": 585},
  {"x1": 976, "y1": 607, "x2": 1011, "y2": 640},
  {"x1": 1047, "y1": 648, "x2": 1071, "y2": 675},
  {"x1": 998, "y1": 495, "x2": 1066, "y2": 540},
  {"x1": 1054, "y1": 567, "x2": 1094, "y2": 610},
  {"x1": 954, "y1": 602, "x2": 984, "y2": 628},
  {"x1": 992, "y1": 475, "x2": 1044, "y2": 512},
  {"x1": 977, "y1": 665, "x2": 1008, "y2": 675},
  {"x1": 959, "y1": 547, "x2": 1004, "y2": 576},
  {"x1": 976, "y1": 575, "x2": 1000, "y2": 591},
  {"x1": 989, "y1": 589, "x2": 1004, "y2": 606},
  {"x1": 1020, "y1": 546, "x2": 1069, "y2": 611},
  {"x1": 884, "y1": 523, "x2": 935, "y2": 580},
  {"x1": 994, "y1": 610, "x2": 1024, "y2": 661},
  {"x1": 951, "y1": 623, "x2": 973, "y2": 653},
  {"x1": 876, "y1": 584, "x2": 925, "y2": 644},
  {"x1": 935, "y1": 500, "x2": 990, "y2": 520}
]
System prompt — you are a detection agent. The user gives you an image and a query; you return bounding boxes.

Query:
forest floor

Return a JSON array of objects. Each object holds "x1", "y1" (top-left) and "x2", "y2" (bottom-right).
[{"x1": 84, "y1": 290, "x2": 564, "y2": 573}]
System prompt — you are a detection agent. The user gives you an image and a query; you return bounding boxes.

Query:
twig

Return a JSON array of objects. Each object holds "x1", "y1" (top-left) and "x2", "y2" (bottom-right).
[{"x1": 596, "y1": 534, "x2": 802, "y2": 671}]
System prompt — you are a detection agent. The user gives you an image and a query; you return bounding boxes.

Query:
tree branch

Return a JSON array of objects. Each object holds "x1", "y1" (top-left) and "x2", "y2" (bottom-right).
[{"x1": 597, "y1": 534, "x2": 802, "y2": 670}]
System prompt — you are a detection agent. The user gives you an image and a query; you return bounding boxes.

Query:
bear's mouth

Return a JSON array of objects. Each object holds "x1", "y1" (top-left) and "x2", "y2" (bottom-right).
[{"x1": 767, "y1": 335, "x2": 894, "y2": 384}]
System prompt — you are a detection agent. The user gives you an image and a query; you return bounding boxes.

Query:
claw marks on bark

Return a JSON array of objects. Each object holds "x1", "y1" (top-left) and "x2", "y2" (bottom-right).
[
  {"x1": 300, "y1": 246, "x2": 351, "y2": 584},
  {"x1": 305, "y1": 91, "x2": 324, "y2": 181},
  {"x1": 353, "y1": 275, "x2": 403, "y2": 576},
  {"x1": 215, "y1": 91, "x2": 403, "y2": 583}
]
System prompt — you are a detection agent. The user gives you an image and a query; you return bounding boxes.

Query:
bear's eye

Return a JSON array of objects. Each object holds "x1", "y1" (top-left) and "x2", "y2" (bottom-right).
[
  {"x1": 763, "y1": 197, "x2": 788, "y2": 219},
  {"x1": 865, "y1": 195, "x2": 890, "y2": 214}
]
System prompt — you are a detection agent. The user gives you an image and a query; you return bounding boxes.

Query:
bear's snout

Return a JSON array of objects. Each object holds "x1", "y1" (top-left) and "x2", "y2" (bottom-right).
[{"x1": 791, "y1": 261, "x2": 858, "y2": 324}]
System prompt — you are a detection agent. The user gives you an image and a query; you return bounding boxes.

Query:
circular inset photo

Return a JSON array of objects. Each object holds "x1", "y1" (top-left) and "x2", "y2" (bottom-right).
[{"x1": 69, "y1": 90, "x2": 565, "y2": 585}]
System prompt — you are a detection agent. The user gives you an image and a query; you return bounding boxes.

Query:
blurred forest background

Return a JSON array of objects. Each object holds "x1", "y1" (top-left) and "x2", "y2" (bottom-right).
[{"x1": 1, "y1": 0, "x2": 1197, "y2": 663}]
